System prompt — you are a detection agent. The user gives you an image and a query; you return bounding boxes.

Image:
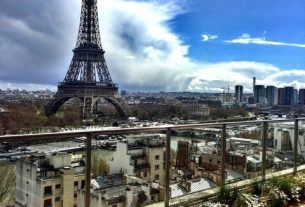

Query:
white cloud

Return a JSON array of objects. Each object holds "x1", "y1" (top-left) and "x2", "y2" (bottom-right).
[
  {"x1": 124, "y1": 55, "x2": 135, "y2": 59},
  {"x1": 201, "y1": 33, "x2": 218, "y2": 42},
  {"x1": 225, "y1": 33, "x2": 305, "y2": 48},
  {"x1": 1, "y1": 0, "x2": 305, "y2": 93}
]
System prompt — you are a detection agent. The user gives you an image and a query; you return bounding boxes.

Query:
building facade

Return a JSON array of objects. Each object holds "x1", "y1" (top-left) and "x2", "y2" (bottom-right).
[
  {"x1": 235, "y1": 85, "x2": 243, "y2": 103},
  {"x1": 284, "y1": 87, "x2": 295, "y2": 105},
  {"x1": 15, "y1": 153, "x2": 85, "y2": 207},
  {"x1": 266, "y1": 86, "x2": 278, "y2": 106},
  {"x1": 278, "y1": 88, "x2": 285, "y2": 105},
  {"x1": 109, "y1": 134, "x2": 166, "y2": 186},
  {"x1": 254, "y1": 85, "x2": 266, "y2": 104},
  {"x1": 78, "y1": 175, "x2": 160, "y2": 207},
  {"x1": 299, "y1": 89, "x2": 305, "y2": 105}
]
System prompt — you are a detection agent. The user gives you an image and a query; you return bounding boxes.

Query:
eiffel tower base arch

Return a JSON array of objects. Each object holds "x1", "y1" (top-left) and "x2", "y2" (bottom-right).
[{"x1": 44, "y1": 84, "x2": 129, "y2": 119}]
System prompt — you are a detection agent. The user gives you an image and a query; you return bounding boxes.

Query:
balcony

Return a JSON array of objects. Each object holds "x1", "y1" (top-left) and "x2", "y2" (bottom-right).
[{"x1": 1, "y1": 118, "x2": 305, "y2": 207}]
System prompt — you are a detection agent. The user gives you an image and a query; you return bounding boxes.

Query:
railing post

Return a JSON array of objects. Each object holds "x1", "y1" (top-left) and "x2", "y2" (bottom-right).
[
  {"x1": 262, "y1": 121, "x2": 268, "y2": 181},
  {"x1": 165, "y1": 128, "x2": 171, "y2": 207},
  {"x1": 221, "y1": 124, "x2": 226, "y2": 188},
  {"x1": 294, "y1": 119, "x2": 299, "y2": 175},
  {"x1": 85, "y1": 134, "x2": 92, "y2": 207}
]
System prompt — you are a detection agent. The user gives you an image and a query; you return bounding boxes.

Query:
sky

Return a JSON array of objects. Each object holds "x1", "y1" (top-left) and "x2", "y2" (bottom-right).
[{"x1": 0, "y1": 0, "x2": 305, "y2": 93}]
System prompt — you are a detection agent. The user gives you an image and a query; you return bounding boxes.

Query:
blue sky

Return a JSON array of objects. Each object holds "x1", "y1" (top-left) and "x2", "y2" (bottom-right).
[
  {"x1": 0, "y1": 0, "x2": 305, "y2": 92},
  {"x1": 173, "y1": 0, "x2": 305, "y2": 68}
]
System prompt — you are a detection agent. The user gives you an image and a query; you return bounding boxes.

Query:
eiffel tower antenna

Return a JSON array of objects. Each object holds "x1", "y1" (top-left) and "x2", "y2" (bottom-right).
[{"x1": 45, "y1": 0, "x2": 128, "y2": 119}]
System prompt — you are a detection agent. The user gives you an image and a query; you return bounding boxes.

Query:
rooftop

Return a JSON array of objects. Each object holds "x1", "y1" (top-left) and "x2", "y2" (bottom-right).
[
  {"x1": 170, "y1": 178, "x2": 217, "y2": 198},
  {"x1": 92, "y1": 173, "x2": 125, "y2": 190}
]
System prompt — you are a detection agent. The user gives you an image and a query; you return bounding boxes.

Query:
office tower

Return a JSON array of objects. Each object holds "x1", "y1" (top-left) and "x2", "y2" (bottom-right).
[
  {"x1": 284, "y1": 86, "x2": 295, "y2": 105},
  {"x1": 278, "y1": 88, "x2": 285, "y2": 105},
  {"x1": 294, "y1": 89, "x2": 298, "y2": 105},
  {"x1": 300, "y1": 89, "x2": 305, "y2": 105},
  {"x1": 254, "y1": 85, "x2": 266, "y2": 104},
  {"x1": 266, "y1": 86, "x2": 278, "y2": 106},
  {"x1": 235, "y1": 85, "x2": 243, "y2": 103},
  {"x1": 248, "y1": 97, "x2": 255, "y2": 104},
  {"x1": 253, "y1": 77, "x2": 256, "y2": 95}
]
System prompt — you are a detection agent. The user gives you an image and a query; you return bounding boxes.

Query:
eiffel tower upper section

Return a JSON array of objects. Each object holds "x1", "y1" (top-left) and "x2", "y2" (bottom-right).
[
  {"x1": 45, "y1": 0, "x2": 128, "y2": 118},
  {"x1": 63, "y1": 0, "x2": 112, "y2": 84}
]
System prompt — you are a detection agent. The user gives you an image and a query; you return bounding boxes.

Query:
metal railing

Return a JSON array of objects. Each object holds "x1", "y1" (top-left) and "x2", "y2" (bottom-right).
[{"x1": 1, "y1": 118, "x2": 304, "y2": 207}]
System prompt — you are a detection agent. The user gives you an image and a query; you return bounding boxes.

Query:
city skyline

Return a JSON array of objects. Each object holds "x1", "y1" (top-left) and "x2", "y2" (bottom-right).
[{"x1": 0, "y1": 0, "x2": 305, "y2": 92}]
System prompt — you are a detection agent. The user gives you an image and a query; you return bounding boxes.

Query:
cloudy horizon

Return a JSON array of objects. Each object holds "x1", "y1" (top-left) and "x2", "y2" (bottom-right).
[{"x1": 0, "y1": 0, "x2": 305, "y2": 93}]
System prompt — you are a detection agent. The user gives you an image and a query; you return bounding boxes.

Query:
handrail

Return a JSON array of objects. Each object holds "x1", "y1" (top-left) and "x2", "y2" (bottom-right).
[
  {"x1": 0, "y1": 118, "x2": 304, "y2": 142},
  {"x1": 2, "y1": 117, "x2": 305, "y2": 207}
]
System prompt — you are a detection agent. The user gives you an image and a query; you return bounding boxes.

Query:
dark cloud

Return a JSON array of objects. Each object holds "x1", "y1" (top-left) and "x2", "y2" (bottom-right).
[{"x1": 0, "y1": 0, "x2": 79, "y2": 85}]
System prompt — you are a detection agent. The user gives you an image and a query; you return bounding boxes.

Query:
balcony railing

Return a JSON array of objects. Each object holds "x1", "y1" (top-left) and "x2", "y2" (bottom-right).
[{"x1": 1, "y1": 118, "x2": 305, "y2": 207}]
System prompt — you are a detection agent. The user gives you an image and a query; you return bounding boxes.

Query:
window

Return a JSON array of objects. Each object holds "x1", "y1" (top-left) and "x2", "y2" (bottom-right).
[
  {"x1": 144, "y1": 171, "x2": 147, "y2": 178},
  {"x1": 81, "y1": 180, "x2": 85, "y2": 189},
  {"x1": 151, "y1": 196, "x2": 154, "y2": 201},
  {"x1": 155, "y1": 174, "x2": 159, "y2": 180},
  {"x1": 55, "y1": 197, "x2": 60, "y2": 202},
  {"x1": 74, "y1": 181, "x2": 78, "y2": 187},
  {"x1": 209, "y1": 159, "x2": 212, "y2": 162},
  {"x1": 155, "y1": 165, "x2": 159, "y2": 170},
  {"x1": 74, "y1": 193, "x2": 77, "y2": 198},
  {"x1": 44, "y1": 199, "x2": 52, "y2": 207},
  {"x1": 155, "y1": 155, "x2": 160, "y2": 160},
  {"x1": 112, "y1": 204, "x2": 117, "y2": 207},
  {"x1": 55, "y1": 184, "x2": 61, "y2": 189},
  {"x1": 44, "y1": 186, "x2": 52, "y2": 196},
  {"x1": 40, "y1": 171, "x2": 47, "y2": 178}
]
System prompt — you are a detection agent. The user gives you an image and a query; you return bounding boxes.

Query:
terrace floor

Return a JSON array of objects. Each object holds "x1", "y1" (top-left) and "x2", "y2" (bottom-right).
[{"x1": 147, "y1": 164, "x2": 305, "y2": 207}]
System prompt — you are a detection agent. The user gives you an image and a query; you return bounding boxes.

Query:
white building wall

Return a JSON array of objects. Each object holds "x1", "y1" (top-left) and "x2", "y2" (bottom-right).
[
  {"x1": 272, "y1": 124, "x2": 305, "y2": 157},
  {"x1": 109, "y1": 142, "x2": 134, "y2": 174},
  {"x1": 16, "y1": 154, "x2": 85, "y2": 207},
  {"x1": 15, "y1": 160, "x2": 41, "y2": 207}
]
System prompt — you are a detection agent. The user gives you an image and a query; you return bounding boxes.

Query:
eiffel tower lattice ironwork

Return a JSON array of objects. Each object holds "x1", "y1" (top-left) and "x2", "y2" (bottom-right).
[{"x1": 45, "y1": 0, "x2": 128, "y2": 118}]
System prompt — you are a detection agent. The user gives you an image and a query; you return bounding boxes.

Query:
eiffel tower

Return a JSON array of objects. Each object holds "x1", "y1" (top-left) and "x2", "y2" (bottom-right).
[{"x1": 45, "y1": 0, "x2": 128, "y2": 119}]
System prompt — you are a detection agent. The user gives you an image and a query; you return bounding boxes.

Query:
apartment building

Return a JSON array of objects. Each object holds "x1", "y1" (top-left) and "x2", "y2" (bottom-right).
[
  {"x1": 78, "y1": 174, "x2": 160, "y2": 207},
  {"x1": 271, "y1": 123, "x2": 305, "y2": 156},
  {"x1": 15, "y1": 152, "x2": 86, "y2": 207},
  {"x1": 109, "y1": 134, "x2": 166, "y2": 187}
]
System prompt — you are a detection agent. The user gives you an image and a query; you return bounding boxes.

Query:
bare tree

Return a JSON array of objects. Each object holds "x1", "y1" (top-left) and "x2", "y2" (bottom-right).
[
  {"x1": 0, "y1": 164, "x2": 16, "y2": 206},
  {"x1": 91, "y1": 156, "x2": 109, "y2": 177}
]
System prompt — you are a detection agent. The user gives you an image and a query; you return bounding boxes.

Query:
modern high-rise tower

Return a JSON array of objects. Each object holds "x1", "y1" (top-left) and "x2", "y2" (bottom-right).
[
  {"x1": 45, "y1": 0, "x2": 128, "y2": 118},
  {"x1": 299, "y1": 89, "x2": 305, "y2": 105},
  {"x1": 253, "y1": 77, "x2": 256, "y2": 95},
  {"x1": 283, "y1": 86, "x2": 295, "y2": 105},
  {"x1": 235, "y1": 85, "x2": 243, "y2": 103},
  {"x1": 266, "y1": 86, "x2": 278, "y2": 106},
  {"x1": 254, "y1": 85, "x2": 266, "y2": 104}
]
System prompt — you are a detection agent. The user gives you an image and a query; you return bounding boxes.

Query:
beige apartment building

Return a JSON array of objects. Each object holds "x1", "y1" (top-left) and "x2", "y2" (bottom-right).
[
  {"x1": 15, "y1": 152, "x2": 86, "y2": 207},
  {"x1": 109, "y1": 134, "x2": 166, "y2": 187}
]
